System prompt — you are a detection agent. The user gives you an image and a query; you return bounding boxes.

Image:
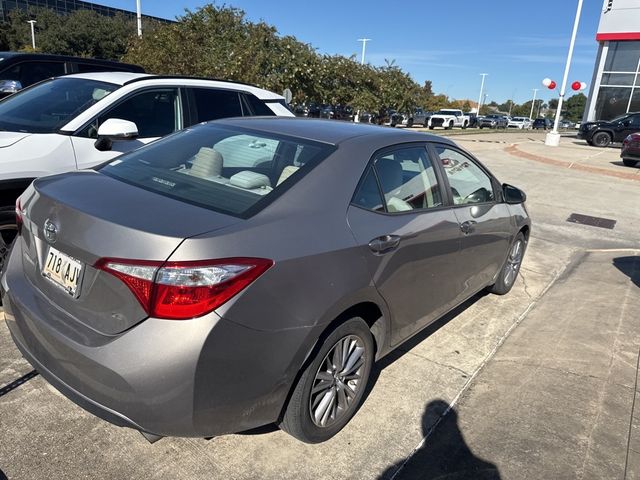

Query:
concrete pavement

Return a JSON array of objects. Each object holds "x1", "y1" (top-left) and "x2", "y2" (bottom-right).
[{"x1": 1, "y1": 130, "x2": 639, "y2": 479}]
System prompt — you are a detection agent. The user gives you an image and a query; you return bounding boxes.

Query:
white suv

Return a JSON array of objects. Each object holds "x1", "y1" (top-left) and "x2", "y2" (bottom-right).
[{"x1": 0, "y1": 72, "x2": 293, "y2": 269}]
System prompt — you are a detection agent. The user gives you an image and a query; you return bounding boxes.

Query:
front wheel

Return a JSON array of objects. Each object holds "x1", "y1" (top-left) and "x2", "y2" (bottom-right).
[
  {"x1": 488, "y1": 232, "x2": 527, "y2": 295},
  {"x1": 591, "y1": 131, "x2": 612, "y2": 148},
  {"x1": 407, "y1": 118, "x2": 414, "y2": 128},
  {"x1": 447, "y1": 121, "x2": 453, "y2": 130},
  {"x1": 279, "y1": 318, "x2": 374, "y2": 443}
]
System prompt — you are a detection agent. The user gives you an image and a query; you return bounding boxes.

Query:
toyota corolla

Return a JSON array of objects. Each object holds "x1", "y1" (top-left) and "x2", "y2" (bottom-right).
[{"x1": 1, "y1": 117, "x2": 530, "y2": 444}]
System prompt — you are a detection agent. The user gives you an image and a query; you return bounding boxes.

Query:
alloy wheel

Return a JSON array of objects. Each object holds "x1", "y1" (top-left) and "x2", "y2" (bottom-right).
[
  {"x1": 309, "y1": 334, "x2": 366, "y2": 428},
  {"x1": 503, "y1": 239, "x2": 524, "y2": 287}
]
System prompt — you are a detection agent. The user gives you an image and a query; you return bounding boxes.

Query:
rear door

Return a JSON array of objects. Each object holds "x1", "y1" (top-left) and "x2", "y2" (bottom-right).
[
  {"x1": 347, "y1": 144, "x2": 462, "y2": 345},
  {"x1": 431, "y1": 143, "x2": 512, "y2": 301}
]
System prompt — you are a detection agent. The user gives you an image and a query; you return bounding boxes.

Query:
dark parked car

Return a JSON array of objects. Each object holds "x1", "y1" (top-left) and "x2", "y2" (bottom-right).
[
  {"x1": 0, "y1": 51, "x2": 144, "y2": 99},
  {"x1": 402, "y1": 108, "x2": 431, "y2": 127},
  {"x1": 578, "y1": 112, "x2": 640, "y2": 147},
  {"x1": 333, "y1": 104, "x2": 355, "y2": 121},
  {"x1": 2, "y1": 118, "x2": 529, "y2": 444},
  {"x1": 621, "y1": 133, "x2": 640, "y2": 167},
  {"x1": 466, "y1": 112, "x2": 479, "y2": 128},
  {"x1": 532, "y1": 118, "x2": 552, "y2": 130},
  {"x1": 479, "y1": 114, "x2": 508, "y2": 129},
  {"x1": 358, "y1": 111, "x2": 378, "y2": 124},
  {"x1": 376, "y1": 108, "x2": 403, "y2": 127}
]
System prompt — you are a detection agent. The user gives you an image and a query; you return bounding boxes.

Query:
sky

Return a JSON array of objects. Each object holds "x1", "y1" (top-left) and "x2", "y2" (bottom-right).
[{"x1": 94, "y1": 0, "x2": 603, "y2": 105}]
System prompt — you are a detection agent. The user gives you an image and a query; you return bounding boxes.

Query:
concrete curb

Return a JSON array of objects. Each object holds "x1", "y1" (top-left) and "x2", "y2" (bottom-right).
[{"x1": 504, "y1": 143, "x2": 640, "y2": 182}]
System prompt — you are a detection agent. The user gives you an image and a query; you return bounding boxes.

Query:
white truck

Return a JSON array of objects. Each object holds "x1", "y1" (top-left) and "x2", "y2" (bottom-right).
[{"x1": 428, "y1": 109, "x2": 470, "y2": 130}]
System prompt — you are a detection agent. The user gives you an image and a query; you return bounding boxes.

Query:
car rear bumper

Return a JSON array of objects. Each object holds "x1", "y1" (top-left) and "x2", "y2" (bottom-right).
[{"x1": 1, "y1": 241, "x2": 315, "y2": 438}]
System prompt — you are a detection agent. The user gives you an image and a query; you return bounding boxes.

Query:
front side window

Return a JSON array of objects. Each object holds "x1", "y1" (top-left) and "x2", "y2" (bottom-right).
[
  {"x1": 0, "y1": 61, "x2": 65, "y2": 86},
  {"x1": 99, "y1": 124, "x2": 334, "y2": 218},
  {"x1": 0, "y1": 77, "x2": 117, "y2": 134},
  {"x1": 435, "y1": 146, "x2": 495, "y2": 205},
  {"x1": 353, "y1": 146, "x2": 442, "y2": 213},
  {"x1": 83, "y1": 89, "x2": 180, "y2": 138}
]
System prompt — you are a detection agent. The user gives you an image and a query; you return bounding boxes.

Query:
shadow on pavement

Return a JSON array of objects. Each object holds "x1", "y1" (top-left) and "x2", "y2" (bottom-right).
[
  {"x1": 379, "y1": 399, "x2": 500, "y2": 480},
  {"x1": 0, "y1": 468, "x2": 7, "y2": 480},
  {"x1": 613, "y1": 256, "x2": 640, "y2": 288}
]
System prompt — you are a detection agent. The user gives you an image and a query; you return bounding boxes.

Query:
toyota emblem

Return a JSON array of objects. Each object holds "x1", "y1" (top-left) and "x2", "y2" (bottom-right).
[{"x1": 44, "y1": 219, "x2": 58, "y2": 244}]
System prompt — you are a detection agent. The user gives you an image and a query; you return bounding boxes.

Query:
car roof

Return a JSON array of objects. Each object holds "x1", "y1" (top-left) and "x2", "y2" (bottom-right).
[
  {"x1": 0, "y1": 51, "x2": 142, "y2": 68},
  {"x1": 60, "y1": 72, "x2": 284, "y2": 99},
  {"x1": 212, "y1": 117, "x2": 455, "y2": 145}
]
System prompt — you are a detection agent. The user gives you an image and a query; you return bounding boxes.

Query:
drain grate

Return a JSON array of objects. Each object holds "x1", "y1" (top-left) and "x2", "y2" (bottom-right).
[{"x1": 567, "y1": 213, "x2": 616, "y2": 230}]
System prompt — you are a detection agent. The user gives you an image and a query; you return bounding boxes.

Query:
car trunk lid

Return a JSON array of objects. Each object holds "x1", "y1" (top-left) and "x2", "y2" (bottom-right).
[{"x1": 18, "y1": 170, "x2": 240, "y2": 335}]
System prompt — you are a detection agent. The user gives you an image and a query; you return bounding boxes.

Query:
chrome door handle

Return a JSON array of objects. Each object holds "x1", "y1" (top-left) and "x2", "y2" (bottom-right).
[
  {"x1": 460, "y1": 220, "x2": 476, "y2": 234},
  {"x1": 368, "y1": 235, "x2": 401, "y2": 254}
]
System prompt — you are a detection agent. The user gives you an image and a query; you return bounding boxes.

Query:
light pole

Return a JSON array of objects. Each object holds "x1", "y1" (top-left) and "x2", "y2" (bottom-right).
[
  {"x1": 529, "y1": 89, "x2": 538, "y2": 120},
  {"x1": 477, "y1": 73, "x2": 488, "y2": 115},
  {"x1": 545, "y1": 0, "x2": 584, "y2": 146},
  {"x1": 136, "y1": 0, "x2": 142, "y2": 37},
  {"x1": 27, "y1": 20, "x2": 36, "y2": 49},
  {"x1": 357, "y1": 38, "x2": 371, "y2": 65}
]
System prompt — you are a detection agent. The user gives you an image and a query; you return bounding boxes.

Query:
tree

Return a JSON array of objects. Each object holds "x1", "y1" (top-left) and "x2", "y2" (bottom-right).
[
  {"x1": 548, "y1": 98, "x2": 559, "y2": 110},
  {"x1": 563, "y1": 93, "x2": 586, "y2": 122}
]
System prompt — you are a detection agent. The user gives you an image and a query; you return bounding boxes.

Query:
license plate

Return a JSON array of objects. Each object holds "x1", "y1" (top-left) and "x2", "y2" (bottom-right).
[{"x1": 42, "y1": 246, "x2": 83, "y2": 297}]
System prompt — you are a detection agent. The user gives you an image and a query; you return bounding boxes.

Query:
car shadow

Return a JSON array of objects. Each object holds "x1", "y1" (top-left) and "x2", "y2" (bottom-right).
[
  {"x1": 611, "y1": 160, "x2": 639, "y2": 168},
  {"x1": 0, "y1": 468, "x2": 7, "y2": 480},
  {"x1": 613, "y1": 256, "x2": 640, "y2": 289},
  {"x1": 378, "y1": 399, "x2": 501, "y2": 480},
  {"x1": 363, "y1": 291, "x2": 488, "y2": 403}
]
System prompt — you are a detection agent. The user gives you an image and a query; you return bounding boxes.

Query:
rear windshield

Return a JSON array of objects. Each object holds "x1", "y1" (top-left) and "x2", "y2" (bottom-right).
[
  {"x1": 0, "y1": 77, "x2": 117, "y2": 133},
  {"x1": 99, "y1": 124, "x2": 334, "y2": 218}
]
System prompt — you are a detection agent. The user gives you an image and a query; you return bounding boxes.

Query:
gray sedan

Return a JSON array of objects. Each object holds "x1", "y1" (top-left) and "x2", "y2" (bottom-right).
[{"x1": 1, "y1": 118, "x2": 530, "y2": 444}]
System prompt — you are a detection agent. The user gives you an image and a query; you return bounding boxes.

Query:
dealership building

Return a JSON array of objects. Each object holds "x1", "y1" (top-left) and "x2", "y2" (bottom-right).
[
  {"x1": 0, "y1": 0, "x2": 169, "y2": 24},
  {"x1": 585, "y1": 0, "x2": 640, "y2": 121}
]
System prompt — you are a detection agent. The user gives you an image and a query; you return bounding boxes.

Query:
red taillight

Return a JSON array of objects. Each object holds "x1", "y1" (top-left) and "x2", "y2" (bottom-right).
[
  {"x1": 16, "y1": 198, "x2": 23, "y2": 235},
  {"x1": 95, "y1": 257, "x2": 273, "y2": 320}
]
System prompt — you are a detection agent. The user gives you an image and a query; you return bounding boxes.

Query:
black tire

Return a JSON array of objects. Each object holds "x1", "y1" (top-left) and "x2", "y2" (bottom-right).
[
  {"x1": 0, "y1": 206, "x2": 18, "y2": 276},
  {"x1": 279, "y1": 317, "x2": 374, "y2": 443},
  {"x1": 447, "y1": 121, "x2": 453, "y2": 130},
  {"x1": 407, "y1": 118, "x2": 414, "y2": 128},
  {"x1": 462, "y1": 122, "x2": 468, "y2": 130},
  {"x1": 479, "y1": 126, "x2": 484, "y2": 129},
  {"x1": 428, "y1": 126, "x2": 434, "y2": 130},
  {"x1": 591, "y1": 131, "x2": 612, "y2": 147},
  {"x1": 623, "y1": 158, "x2": 638, "y2": 167},
  {"x1": 488, "y1": 232, "x2": 527, "y2": 295}
]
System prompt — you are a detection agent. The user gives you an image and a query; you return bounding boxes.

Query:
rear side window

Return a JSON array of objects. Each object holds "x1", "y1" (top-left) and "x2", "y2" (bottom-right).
[
  {"x1": 191, "y1": 88, "x2": 243, "y2": 123},
  {"x1": 100, "y1": 124, "x2": 334, "y2": 218},
  {"x1": 353, "y1": 146, "x2": 443, "y2": 213},
  {"x1": 352, "y1": 167, "x2": 384, "y2": 211}
]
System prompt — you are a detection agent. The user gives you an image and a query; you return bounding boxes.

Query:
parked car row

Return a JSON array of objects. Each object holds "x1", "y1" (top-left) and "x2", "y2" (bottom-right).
[{"x1": 0, "y1": 52, "x2": 531, "y2": 447}]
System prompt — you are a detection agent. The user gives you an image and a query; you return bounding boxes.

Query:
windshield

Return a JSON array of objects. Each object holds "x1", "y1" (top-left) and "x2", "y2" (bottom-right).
[
  {"x1": 0, "y1": 77, "x2": 117, "y2": 133},
  {"x1": 100, "y1": 124, "x2": 335, "y2": 218},
  {"x1": 438, "y1": 110, "x2": 459, "y2": 115}
]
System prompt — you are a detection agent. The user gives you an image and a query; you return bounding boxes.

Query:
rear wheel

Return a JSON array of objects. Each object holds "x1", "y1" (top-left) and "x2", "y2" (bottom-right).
[
  {"x1": 407, "y1": 118, "x2": 414, "y2": 128},
  {"x1": 428, "y1": 126, "x2": 434, "y2": 130},
  {"x1": 279, "y1": 317, "x2": 374, "y2": 443},
  {"x1": 592, "y1": 132, "x2": 612, "y2": 147},
  {"x1": 623, "y1": 158, "x2": 638, "y2": 167},
  {"x1": 488, "y1": 232, "x2": 526, "y2": 295},
  {"x1": 0, "y1": 206, "x2": 18, "y2": 276}
]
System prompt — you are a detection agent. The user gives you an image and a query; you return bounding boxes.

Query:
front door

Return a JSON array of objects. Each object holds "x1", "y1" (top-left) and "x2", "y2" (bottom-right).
[
  {"x1": 70, "y1": 88, "x2": 182, "y2": 170},
  {"x1": 347, "y1": 145, "x2": 462, "y2": 346},
  {"x1": 432, "y1": 144, "x2": 513, "y2": 300}
]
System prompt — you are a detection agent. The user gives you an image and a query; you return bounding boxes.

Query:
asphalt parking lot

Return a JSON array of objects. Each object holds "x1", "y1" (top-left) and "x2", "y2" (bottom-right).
[{"x1": 1, "y1": 130, "x2": 639, "y2": 479}]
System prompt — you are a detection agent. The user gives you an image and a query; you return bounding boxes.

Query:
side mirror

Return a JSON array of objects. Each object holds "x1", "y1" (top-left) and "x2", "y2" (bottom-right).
[
  {"x1": 503, "y1": 183, "x2": 526, "y2": 204},
  {"x1": 0, "y1": 79, "x2": 22, "y2": 94},
  {"x1": 94, "y1": 118, "x2": 138, "y2": 152}
]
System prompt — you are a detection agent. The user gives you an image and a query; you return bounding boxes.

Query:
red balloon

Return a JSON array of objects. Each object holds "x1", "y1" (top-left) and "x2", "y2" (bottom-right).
[
  {"x1": 571, "y1": 81, "x2": 581, "y2": 91},
  {"x1": 548, "y1": 81, "x2": 557, "y2": 90}
]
